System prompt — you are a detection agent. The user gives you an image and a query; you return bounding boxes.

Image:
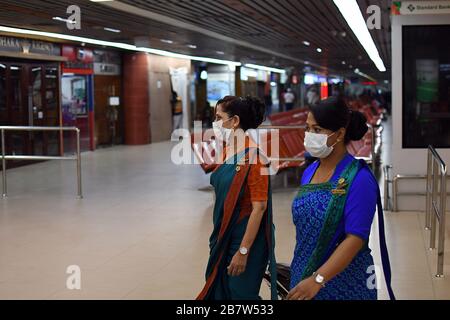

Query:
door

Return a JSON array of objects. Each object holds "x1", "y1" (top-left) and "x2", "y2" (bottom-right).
[
  {"x1": 0, "y1": 61, "x2": 60, "y2": 169},
  {"x1": 93, "y1": 75, "x2": 122, "y2": 146},
  {"x1": 4, "y1": 63, "x2": 28, "y2": 160},
  {"x1": 61, "y1": 74, "x2": 90, "y2": 153}
]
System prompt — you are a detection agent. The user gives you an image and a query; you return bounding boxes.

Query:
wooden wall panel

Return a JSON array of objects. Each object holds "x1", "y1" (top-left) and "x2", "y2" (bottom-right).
[
  {"x1": 123, "y1": 53, "x2": 150, "y2": 145},
  {"x1": 94, "y1": 75, "x2": 122, "y2": 146}
]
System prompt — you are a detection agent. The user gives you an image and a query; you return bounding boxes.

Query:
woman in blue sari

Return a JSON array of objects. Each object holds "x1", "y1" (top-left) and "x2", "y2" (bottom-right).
[
  {"x1": 287, "y1": 97, "x2": 395, "y2": 300},
  {"x1": 197, "y1": 96, "x2": 277, "y2": 300}
]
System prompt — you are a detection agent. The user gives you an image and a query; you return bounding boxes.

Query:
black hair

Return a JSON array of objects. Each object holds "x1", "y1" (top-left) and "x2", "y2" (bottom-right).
[
  {"x1": 216, "y1": 96, "x2": 266, "y2": 131},
  {"x1": 310, "y1": 96, "x2": 368, "y2": 143}
]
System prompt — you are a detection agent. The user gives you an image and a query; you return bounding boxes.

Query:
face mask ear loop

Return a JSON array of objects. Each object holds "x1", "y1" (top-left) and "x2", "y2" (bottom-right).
[
  {"x1": 223, "y1": 117, "x2": 233, "y2": 124},
  {"x1": 326, "y1": 131, "x2": 338, "y2": 149},
  {"x1": 330, "y1": 140, "x2": 339, "y2": 149},
  {"x1": 327, "y1": 131, "x2": 336, "y2": 138}
]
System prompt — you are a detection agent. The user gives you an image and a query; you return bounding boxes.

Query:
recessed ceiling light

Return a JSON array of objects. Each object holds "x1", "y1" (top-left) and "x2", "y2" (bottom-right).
[
  {"x1": 316, "y1": 48, "x2": 322, "y2": 53},
  {"x1": 160, "y1": 39, "x2": 173, "y2": 44},
  {"x1": 187, "y1": 44, "x2": 197, "y2": 49},
  {"x1": 104, "y1": 27, "x2": 121, "y2": 33},
  {"x1": 302, "y1": 41, "x2": 310, "y2": 46},
  {"x1": 216, "y1": 51, "x2": 225, "y2": 55},
  {"x1": 342, "y1": 61, "x2": 346, "y2": 65},
  {"x1": 304, "y1": 61, "x2": 310, "y2": 65}
]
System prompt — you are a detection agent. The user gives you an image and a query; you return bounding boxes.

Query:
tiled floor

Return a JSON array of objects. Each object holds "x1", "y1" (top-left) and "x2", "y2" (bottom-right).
[{"x1": 0, "y1": 139, "x2": 449, "y2": 300}]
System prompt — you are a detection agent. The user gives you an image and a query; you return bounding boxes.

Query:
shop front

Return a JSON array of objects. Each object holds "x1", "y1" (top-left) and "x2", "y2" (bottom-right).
[
  {"x1": 0, "y1": 35, "x2": 64, "y2": 168},
  {"x1": 61, "y1": 45, "x2": 95, "y2": 153}
]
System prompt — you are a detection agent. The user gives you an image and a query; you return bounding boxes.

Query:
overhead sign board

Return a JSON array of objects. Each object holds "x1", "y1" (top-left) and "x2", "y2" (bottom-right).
[{"x1": 392, "y1": 1, "x2": 450, "y2": 15}]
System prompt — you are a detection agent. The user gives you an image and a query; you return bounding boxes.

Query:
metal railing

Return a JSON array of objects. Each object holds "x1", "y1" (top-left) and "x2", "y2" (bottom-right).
[
  {"x1": 425, "y1": 146, "x2": 447, "y2": 277},
  {"x1": 367, "y1": 124, "x2": 377, "y2": 172},
  {"x1": 386, "y1": 165, "x2": 449, "y2": 212},
  {"x1": 383, "y1": 165, "x2": 393, "y2": 210},
  {"x1": 0, "y1": 126, "x2": 82, "y2": 199},
  {"x1": 392, "y1": 174, "x2": 427, "y2": 212}
]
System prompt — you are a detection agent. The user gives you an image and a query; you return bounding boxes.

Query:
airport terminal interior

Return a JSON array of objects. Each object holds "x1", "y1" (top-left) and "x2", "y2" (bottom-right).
[{"x1": 0, "y1": 0, "x2": 450, "y2": 300}]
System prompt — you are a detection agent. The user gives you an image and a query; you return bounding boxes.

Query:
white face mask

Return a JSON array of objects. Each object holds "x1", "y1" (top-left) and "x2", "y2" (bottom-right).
[
  {"x1": 212, "y1": 118, "x2": 234, "y2": 143},
  {"x1": 304, "y1": 131, "x2": 337, "y2": 158}
]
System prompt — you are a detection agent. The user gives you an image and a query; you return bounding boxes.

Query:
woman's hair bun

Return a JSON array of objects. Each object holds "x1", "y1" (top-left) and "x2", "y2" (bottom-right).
[
  {"x1": 310, "y1": 96, "x2": 368, "y2": 143},
  {"x1": 243, "y1": 96, "x2": 266, "y2": 129},
  {"x1": 216, "y1": 95, "x2": 266, "y2": 131},
  {"x1": 345, "y1": 110, "x2": 368, "y2": 141}
]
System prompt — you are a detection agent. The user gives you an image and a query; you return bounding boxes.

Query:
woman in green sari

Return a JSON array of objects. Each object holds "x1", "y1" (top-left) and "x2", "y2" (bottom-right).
[{"x1": 197, "y1": 96, "x2": 277, "y2": 300}]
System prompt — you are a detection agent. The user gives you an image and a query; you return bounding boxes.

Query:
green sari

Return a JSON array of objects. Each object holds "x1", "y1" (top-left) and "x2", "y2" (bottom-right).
[{"x1": 197, "y1": 148, "x2": 278, "y2": 300}]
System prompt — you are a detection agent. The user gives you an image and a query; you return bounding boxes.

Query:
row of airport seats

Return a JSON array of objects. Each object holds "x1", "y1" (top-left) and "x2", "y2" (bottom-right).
[{"x1": 191, "y1": 99, "x2": 385, "y2": 175}]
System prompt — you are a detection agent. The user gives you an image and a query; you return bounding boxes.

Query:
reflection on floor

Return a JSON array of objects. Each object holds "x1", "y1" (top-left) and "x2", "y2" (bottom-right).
[{"x1": 0, "y1": 140, "x2": 449, "y2": 300}]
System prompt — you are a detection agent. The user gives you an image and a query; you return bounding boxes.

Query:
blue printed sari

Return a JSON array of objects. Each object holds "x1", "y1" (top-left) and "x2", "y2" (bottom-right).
[{"x1": 290, "y1": 154, "x2": 395, "y2": 300}]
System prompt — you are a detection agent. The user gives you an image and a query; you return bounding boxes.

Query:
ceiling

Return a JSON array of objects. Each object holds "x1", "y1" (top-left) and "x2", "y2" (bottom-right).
[{"x1": 0, "y1": 0, "x2": 393, "y2": 81}]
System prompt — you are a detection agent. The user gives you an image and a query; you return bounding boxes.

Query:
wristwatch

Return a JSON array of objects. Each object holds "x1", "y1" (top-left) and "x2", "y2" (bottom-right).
[
  {"x1": 312, "y1": 272, "x2": 326, "y2": 287},
  {"x1": 239, "y1": 247, "x2": 249, "y2": 255}
]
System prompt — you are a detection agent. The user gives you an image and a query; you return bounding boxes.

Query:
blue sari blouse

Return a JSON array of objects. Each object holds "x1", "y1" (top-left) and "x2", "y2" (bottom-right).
[{"x1": 300, "y1": 153, "x2": 377, "y2": 242}]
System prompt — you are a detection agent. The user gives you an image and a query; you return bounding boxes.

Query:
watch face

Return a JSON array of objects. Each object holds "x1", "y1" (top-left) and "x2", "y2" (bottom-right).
[
  {"x1": 315, "y1": 274, "x2": 324, "y2": 283},
  {"x1": 239, "y1": 247, "x2": 248, "y2": 255}
]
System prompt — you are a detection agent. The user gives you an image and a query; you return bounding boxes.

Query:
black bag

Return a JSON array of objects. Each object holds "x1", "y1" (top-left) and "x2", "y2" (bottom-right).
[{"x1": 263, "y1": 263, "x2": 291, "y2": 300}]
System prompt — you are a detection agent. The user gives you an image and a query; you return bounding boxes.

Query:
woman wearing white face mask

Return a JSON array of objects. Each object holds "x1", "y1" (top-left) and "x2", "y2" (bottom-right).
[
  {"x1": 197, "y1": 96, "x2": 277, "y2": 300},
  {"x1": 287, "y1": 97, "x2": 395, "y2": 301}
]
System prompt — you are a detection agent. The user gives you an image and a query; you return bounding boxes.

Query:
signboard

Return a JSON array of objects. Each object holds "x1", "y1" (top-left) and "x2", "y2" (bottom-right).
[
  {"x1": 392, "y1": 1, "x2": 450, "y2": 15},
  {"x1": 93, "y1": 49, "x2": 121, "y2": 75},
  {"x1": 207, "y1": 73, "x2": 233, "y2": 104},
  {"x1": 303, "y1": 73, "x2": 327, "y2": 85},
  {"x1": 109, "y1": 96, "x2": 120, "y2": 106},
  {"x1": 94, "y1": 63, "x2": 121, "y2": 75},
  {"x1": 257, "y1": 70, "x2": 268, "y2": 82},
  {"x1": 0, "y1": 36, "x2": 60, "y2": 56},
  {"x1": 62, "y1": 45, "x2": 94, "y2": 73},
  {"x1": 241, "y1": 67, "x2": 257, "y2": 81}
]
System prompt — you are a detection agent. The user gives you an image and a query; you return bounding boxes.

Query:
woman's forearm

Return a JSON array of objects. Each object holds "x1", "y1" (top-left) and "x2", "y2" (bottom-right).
[
  {"x1": 239, "y1": 202, "x2": 267, "y2": 251},
  {"x1": 315, "y1": 234, "x2": 365, "y2": 283}
]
